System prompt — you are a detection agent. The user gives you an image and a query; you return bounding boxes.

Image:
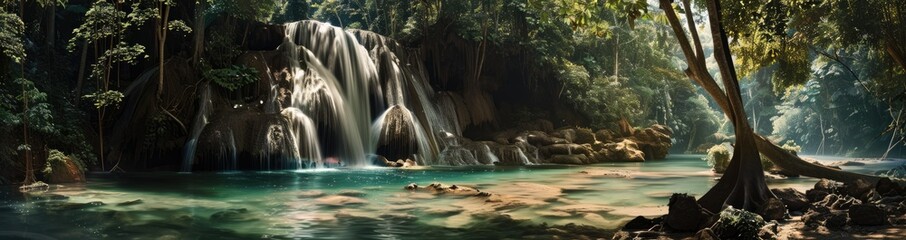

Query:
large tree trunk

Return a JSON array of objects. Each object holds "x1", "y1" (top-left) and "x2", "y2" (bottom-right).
[
  {"x1": 657, "y1": 0, "x2": 884, "y2": 188},
  {"x1": 695, "y1": 0, "x2": 777, "y2": 215}
]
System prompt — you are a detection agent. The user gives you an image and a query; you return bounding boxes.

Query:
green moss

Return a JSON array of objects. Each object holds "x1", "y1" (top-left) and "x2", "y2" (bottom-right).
[{"x1": 712, "y1": 207, "x2": 766, "y2": 240}]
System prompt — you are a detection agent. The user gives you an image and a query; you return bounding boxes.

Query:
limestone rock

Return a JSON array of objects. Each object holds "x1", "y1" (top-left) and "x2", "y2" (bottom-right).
[{"x1": 599, "y1": 139, "x2": 645, "y2": 162}]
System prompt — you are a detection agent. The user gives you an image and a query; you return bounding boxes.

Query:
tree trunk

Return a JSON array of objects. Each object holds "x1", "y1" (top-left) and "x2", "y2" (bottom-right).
[
  {"x1": 157, "y1": 4, "x2": 170, "y2": 98},
  {"x1": 694, "y1": 0, "x2": 777, "y2": 215},
  {"x1": 192, "y1": 1, "x2": 205, "y2": 67}
]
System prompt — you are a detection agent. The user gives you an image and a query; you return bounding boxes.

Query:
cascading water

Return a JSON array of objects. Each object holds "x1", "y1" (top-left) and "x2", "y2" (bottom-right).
[
  {"x1": 179, "y1": 20, "x2": 499, "y2": 171},
  {"x1": 282, "y1": 107, "x2": 323, "y2": 168},
  {"x1": 182, "y1": 84, "x2": 213, "y2": 172}
]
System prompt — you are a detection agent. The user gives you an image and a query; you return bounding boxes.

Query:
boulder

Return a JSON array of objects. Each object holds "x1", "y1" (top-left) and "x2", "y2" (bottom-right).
[
  {"x1": 43, "y1": 150, "x2": 86, "y2": 184},
  {"x1": 771, "y1": 188, "x2": 809, "y2": 212},
  {"x1": 844, "y1": 178, "x2": 873, "y2": 199},
  {"x1": 573, "y1": 128, "x2": 596, "y2": 144},
  {"x1": 806, "y1": 179, "x2": 837, "y2": 202},
  {"x1": 553, "y1": 128, "x2": 577, "y2": 143},
  {"x1": 848, "y1": 204, "x2": 888, "y2": 226},
  {"x1": 760, "y1": 198, "x2": 787, "y2": 221},
  {"x1": 665, "y1": 193, "x2": 711, "y2": 232},
  {"x1": 599, "y1": 139, "x2": 645, "y2": 162},
  {"x1": 595, "y1": 129, "x2": 616, "y2": 143},
  {"x1": 524, "y1": 131, "x2": 554, "y2": 146},
  {"x1": 627, "y1": 125, "x2": 672, "y2": 160},
  {"x1": 374, "y1": 105, "x2": 423, "y2": 162}
]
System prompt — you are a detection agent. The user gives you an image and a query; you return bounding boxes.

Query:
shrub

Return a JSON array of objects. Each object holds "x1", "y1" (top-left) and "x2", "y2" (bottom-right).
[{"x1": 705, "y1": 144, "x2": 732, "y2": 173}]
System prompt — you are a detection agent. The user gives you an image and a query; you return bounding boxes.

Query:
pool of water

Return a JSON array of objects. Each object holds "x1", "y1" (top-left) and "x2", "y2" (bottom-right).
[{"x1": 0, "y1": 155, "x2": 900, "y2": 239}]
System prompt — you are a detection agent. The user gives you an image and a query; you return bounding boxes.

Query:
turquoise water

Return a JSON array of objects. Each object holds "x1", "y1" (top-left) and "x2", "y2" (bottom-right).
[{"x1": 0, "y1": 155, "x2": 897, "y2": 239}]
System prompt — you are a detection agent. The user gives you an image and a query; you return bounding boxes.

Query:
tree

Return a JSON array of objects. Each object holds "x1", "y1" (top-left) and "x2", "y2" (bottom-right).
[
  {"x1": 148, "y1": 0, "x2": 190, "y2": 98},
  {"x1": 660, "y1": 0, "x2": 878, "y2": 216},
  {"x1": 694, "y1": 0, "x2": 778, "y2": 215},
  {"x1": 69, "y1": 0, "x2": 150, "y2": 171},
  {"x1": 1, "y1": 1, "x2": 58, "y2": 185}
]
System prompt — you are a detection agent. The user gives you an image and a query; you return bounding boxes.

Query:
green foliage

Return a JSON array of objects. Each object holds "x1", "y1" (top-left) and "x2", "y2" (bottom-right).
[
  {"x1": 206, "y1": 65, "x2": 258, "y2": 91},
  {"x1": 210, "y1": 0, "x2": 279, "y2": 22},
  {"x1": 69, "y1": 0, "x2": 151, "y2": 85},
  {"x1": 42, "y1": 149, "x2": 67, "y2": 176},
  {"x1": 15, "y1": 78, "x2": 55, "y2": 134},
  {"x1": 770, "y1": 53, "x2": 892, "y2": 156},
  {"x1": 712, "y1": 207, "x2": 767, "y2": 240},
  {"x1": 0, "y1": 10, "x2": 25, "y2": 63},
  {"x1": 83, "y1": 90, "x2": 124, "y2": 109},
  {"x1": 166, "y1": 20, "x2": 192, "y2": 33},
  {"x1": 204, "y1": 25, "x2": 241, "y2": 69},
  {"x1": 705, "y1": 144, "x2": 731, "y2": 173},
  {"x1": 273, "y1": 0, "x2": 309, "y2": 23}
]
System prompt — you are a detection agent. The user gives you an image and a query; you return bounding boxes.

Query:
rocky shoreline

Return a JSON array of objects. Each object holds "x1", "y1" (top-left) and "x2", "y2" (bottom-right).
[{"x1": 612, "y1": 177, "x2": 906, "y2": 239}]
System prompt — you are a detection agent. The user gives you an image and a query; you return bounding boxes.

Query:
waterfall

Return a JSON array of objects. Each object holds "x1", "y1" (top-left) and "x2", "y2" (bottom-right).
[
  {"x1": 371, "y1": 105, "x2": 434, "y2": 165},
  {"x1": 282, "y1": 107, "x2": 323, "y2": 168},
  {"x1": 285, "y1": 21, "x2": 377, "y2": 162},
  {"x1": 475, "y1": 143, "x2": 500, "y2": 165},
  {"x1": 178, "y1": 20, "x2": 489, "y2": 170},
  {"x1": 181, "y1": 84, "x2": 213, "y2": 172}
]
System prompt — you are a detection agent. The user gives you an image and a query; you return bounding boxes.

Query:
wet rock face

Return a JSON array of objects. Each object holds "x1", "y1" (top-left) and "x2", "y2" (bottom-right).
[{"x1": 375, "y1": 105, "x2": 421, "y2": 163}]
